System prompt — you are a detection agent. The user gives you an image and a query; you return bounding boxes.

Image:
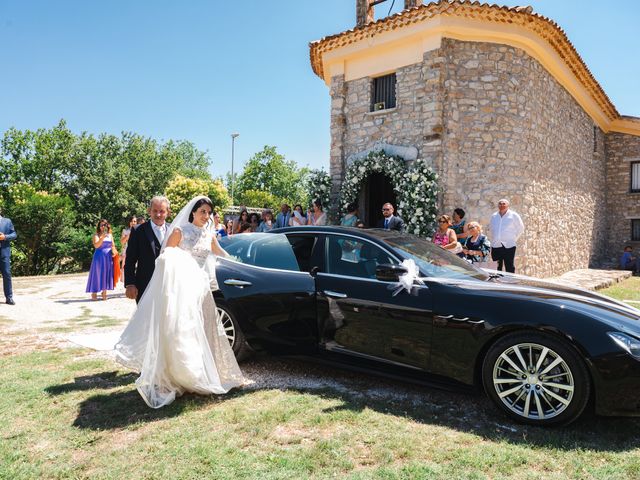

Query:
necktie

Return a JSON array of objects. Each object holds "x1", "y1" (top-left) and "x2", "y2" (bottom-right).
[
  {"x1": 384, "y1": 219, "x2": 389, "y2": 229},
  {"x1": 157, "y1": 225, "x2": 165, "y2": 244}
]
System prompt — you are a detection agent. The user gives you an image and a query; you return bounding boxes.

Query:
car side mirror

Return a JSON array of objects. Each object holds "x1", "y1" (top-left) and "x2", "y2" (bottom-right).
[{"x1": 375, "y1": 264, "x2": 408, "y2": 282}]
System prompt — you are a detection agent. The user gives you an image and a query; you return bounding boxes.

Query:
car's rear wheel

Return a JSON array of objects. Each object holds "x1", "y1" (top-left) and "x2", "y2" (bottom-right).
[
  {"x1": 482, "y1": 332, "x2": 590, "y2": 426},
  {"x1": 216, "y1": 301, "x2": 252, "y2": 361}
]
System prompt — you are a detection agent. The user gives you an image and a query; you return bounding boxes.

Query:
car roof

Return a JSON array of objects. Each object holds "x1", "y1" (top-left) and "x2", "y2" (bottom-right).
[{"x1": 270, "y1": 225, "x2": 406, "y2": 243}]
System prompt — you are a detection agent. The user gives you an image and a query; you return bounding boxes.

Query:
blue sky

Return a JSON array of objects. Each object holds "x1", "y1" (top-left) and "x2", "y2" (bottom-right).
[{"x1": 1, "y1": 1, "x2": 638, "y2": 178}]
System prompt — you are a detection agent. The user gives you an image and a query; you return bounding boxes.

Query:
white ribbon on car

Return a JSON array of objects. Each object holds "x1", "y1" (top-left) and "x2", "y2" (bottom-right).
[{"x1": 388, "y1": 259, "x2": 425, "y2": 296}]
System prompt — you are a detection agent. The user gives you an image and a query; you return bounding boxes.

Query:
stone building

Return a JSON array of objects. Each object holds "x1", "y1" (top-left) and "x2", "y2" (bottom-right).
[{"x1": 309, "y1": 0, "x2": 640, "y2": 278}]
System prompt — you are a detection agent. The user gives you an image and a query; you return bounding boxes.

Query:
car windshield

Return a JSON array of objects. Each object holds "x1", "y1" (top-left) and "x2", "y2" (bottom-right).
[
  {"x1": 383, "y1": 235, "x2": 489, "y2": 281},
  {"x1": 219, "y1": 233, "x2": 300, "y2": 272}
]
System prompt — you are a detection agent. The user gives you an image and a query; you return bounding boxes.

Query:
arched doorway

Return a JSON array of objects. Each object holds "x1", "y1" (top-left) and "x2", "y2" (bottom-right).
[{"x1": 362, "y1": 172, "x2": 397, "y2": 227}]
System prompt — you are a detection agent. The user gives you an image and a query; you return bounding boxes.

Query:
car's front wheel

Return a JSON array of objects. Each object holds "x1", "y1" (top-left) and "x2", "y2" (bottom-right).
[
  {"x1": 482, "y1": 331, "x2": 590, "y2": 426},
  {"x1": 216, "y1": 301, "x2": 252, "y2": 361}
]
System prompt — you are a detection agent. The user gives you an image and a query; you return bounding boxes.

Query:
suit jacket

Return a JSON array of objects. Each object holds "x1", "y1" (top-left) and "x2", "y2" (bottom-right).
[
  {"x1": 377, "y1": 215, "x2": 405, "y2": 232},
  {"x1": 0, "y1": 217, "x2": 17, "y2": 256},
  {"x1": 124, "y1": 222, "x2": 162, "y2": 301},
  {"x1": 276, "y1": 211, "x2": 291, "y2": 229}
]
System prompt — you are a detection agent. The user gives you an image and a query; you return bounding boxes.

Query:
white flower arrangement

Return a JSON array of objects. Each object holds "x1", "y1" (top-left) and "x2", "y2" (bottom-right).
[
  {"x1": 338, "y1": 151, "x2": 438, "y2": 237},
  {"x1": 306, "y1": 168, "x2": 332, "y2": 211}
]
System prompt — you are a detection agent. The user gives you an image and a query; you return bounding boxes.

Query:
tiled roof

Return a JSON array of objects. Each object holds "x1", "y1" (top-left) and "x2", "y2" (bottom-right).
[{"x1": 309, "y1": 0, "x2": 623, "y2": 122}]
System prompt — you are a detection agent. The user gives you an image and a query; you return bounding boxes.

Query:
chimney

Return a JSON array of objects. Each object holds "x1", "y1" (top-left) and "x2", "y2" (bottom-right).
[
  {"x1": 404, "y1": 0, "x2": 423, "y2": 8},
  {"x1": 356, "y1": 0, "x2": 375, "y2": 27}
]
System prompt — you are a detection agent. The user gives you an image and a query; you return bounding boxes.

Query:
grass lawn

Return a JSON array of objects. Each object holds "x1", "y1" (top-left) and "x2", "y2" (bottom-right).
[
  {"x1": 599, "y1": 276, "x2": 640, "y2": 303},
  {"x1": 1, "y1": 279, "x2": 640, "y2": 479}
]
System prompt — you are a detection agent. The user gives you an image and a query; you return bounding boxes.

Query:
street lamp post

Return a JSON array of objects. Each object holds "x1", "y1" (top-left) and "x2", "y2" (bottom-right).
[{"x1": 230, "y1": 133, "x2": 239, "y2": 206}]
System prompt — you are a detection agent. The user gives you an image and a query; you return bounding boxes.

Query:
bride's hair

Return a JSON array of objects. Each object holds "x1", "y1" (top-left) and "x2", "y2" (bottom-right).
[{"x1": 188, "y1": 197, "x2": 214, "y2": 222}]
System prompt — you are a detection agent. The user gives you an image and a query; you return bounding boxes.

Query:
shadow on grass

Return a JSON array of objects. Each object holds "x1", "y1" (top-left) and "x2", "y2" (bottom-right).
[
  {"x1": 51, "y1": 358, "x2": 640, "y2": 451},
  {"x1": 45, "y1": 371, "x2": 186, "y2": 428},
  {"x1": 45, "y1": 371, "x2": 136, "y2": 395}
]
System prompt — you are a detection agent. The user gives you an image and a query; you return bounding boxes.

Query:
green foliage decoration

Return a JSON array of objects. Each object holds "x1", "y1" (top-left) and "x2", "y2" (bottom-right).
[{"x1": 339, "y1": 151, "x2": 439, "y2": 237}]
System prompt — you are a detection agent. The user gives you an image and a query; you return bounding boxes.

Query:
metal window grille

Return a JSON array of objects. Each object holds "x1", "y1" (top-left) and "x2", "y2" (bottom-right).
[
  {"x1": 371, "y1": 73, "x2": 396, "y2": 111},
  {"x1": 631, "y1": 162, "x2": 640, "y2": 193},
  {"x1": 632, "y1": 219, "x2": 640, "y2": 242}
]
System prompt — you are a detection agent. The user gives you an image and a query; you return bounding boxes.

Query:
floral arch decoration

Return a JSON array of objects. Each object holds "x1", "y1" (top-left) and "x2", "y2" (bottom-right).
[{"x1": 339, "y1": 151, "x2": 439, "y2": 237}]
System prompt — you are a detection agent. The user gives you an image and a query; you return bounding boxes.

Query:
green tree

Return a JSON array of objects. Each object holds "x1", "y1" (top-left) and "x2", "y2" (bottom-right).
[
  {"x1": 165, "y1": 175, "x2": 231, "y2": 215},
  {"x1": 3, "y1": 184, "x2": 78, "y2": 275},
  {"x1": 234, "y1": 146, "x2": 309, "y2": 206},
  {"x1": 236, "y1": 189, "x2": 279, "y2": 210}
]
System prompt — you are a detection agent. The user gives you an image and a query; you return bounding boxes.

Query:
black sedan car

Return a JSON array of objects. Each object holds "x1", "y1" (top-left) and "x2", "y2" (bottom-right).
[{"x1": 215, "y1": 226, "x2": 640, "y2": 426}]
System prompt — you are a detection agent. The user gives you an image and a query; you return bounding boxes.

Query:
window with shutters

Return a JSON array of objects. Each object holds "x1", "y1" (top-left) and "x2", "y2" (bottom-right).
[
  {"x1": 371, "y1": 73, "x2": 396, "y2": 111},
  {"x1": 632, "y1": 219, "x2": 640, "y2": 242},
  {"x1": 631, "y1": 162, "x2": 640, "y2": 193}
]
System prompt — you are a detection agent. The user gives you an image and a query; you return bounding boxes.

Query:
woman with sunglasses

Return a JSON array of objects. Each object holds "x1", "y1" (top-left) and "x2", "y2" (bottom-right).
[{"x1": 432, "y1": 215, "x2": 459, "y2": 251}]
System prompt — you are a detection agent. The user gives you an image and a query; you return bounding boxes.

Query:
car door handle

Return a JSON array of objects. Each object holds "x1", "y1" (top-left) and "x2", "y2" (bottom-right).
[
  {"x1": 224, "y1": 279, "x2": 252, "y2": 288},
  {"x1": 324, "y1": 290, "x2": 347, "y2": 299}
]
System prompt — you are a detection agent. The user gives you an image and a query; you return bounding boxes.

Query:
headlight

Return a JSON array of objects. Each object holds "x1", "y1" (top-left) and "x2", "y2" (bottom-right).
[{"x1": 608, "y1": 332, "x2": 640, "y2": 360}]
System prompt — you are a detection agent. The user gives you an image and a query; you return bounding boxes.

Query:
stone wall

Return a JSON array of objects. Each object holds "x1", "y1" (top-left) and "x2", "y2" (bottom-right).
[
  {"x1": 328, "y1": 49, "x2": 445, "y2": 209},
  {"x1": 605, "y1": 132, "x2": 640, "y2": 258},
  {"x1": 328, "y1": 38, "x2": 610, "y2": 277},
  {"x1": 440, "y1": 39, "x2": 608, "y2": 277}
]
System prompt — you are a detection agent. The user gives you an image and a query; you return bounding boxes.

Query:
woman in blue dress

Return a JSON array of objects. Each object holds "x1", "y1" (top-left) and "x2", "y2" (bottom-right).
[{"x1": 85, "y1": 219, "x2": 117, "y2": 300}]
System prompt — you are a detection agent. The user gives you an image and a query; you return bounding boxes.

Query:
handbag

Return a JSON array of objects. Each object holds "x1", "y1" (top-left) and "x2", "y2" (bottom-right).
[{"x1": 450, "y1": 242, "x2": 463, "y2": 255}]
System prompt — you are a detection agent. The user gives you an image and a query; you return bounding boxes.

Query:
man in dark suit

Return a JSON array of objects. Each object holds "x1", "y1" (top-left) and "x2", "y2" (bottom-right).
[
  {"x1": 275, "y1": 203, "x2": 291, "y2": 229},
  {"x1": 125, "y1": 196, "x2": 170, "y2": 302},
  {"x1": 377, "y1": 202, "x2": 405, "y2": 232},
  {"x1": 0, "y1": 212, "x2": 17, "y2": 305}
]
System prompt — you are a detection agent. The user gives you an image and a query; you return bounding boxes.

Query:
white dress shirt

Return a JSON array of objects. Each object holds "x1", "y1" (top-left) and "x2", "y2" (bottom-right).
[
  {"x1": 150, "y1": 222, "x2": 167, "y2": 244},
  {"x1": 490, "y1": 209, "x2": 524, "y2": 249}
]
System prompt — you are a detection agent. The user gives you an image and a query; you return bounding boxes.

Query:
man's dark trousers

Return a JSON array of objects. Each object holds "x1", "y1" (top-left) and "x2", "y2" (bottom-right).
[
  {"x1": 0, "y1": 252, "x2": 12, "y2": 299},
  {"x1": 491, "y1": 245, "x2": 516, "y2": 273}
]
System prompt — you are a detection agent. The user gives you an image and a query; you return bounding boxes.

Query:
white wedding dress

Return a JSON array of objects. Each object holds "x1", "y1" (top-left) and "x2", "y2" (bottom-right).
[{"x1": 115, "y1": 220, "x2": 245, "y2": 408}]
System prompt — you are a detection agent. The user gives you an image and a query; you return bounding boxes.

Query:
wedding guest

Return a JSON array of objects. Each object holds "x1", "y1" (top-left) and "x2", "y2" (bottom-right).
[
  {"x1": 489, "y1": 198, "x2": 524, "y2": 273},
  {"x1": 233, "y1": 209, "x2": 249, "y2": 234},
  {"x1": 462, "y1": 222, "x2": 491, "y2": 263},
  {"x1": 213, "y1": 211, "x2": 227, "y2": 238},
  {"x1": 86, "y1": 219, "x2": 117, "y2": 300},
  {"x1": 257, "y1": 210, "x2": 276, "y2": 232},
  {"x1": 452, "y1": 208, "x2": 469, "y2": 241},
  {"x1": 620, "y1": 246, "x2": 640, "y2": 274},
  {"x1": 0, "y1": 209, "x2": 17, "y2": 305},
  {"x1": 120, "y1": 215, "x2": 138, "y2": 274},
  {"x1": 289, "y1": 204, "x2": 307, "y2": 226},
  {"x1": 225, "y1": 219, "x2": 234, "y2": 237},
  {"x1": 125, "y1": 196, "x2": 170, "y2": 302},
  {"x1": 308, "y1": 199, "x2": 327, "y2": 226},
  {"x1": 238, "y1": 222, "x2": 253, "y2": 234},
  {"x1": 340, "y1": 203, "x2": 359, "y2": 227},
  {"x1": 249, "y1": 212, "x2": 260, "y2": 232},
  {"x1": 276, "y1": 203, "x2": 291, "y2": 228},
  {"x1": 432, "y1": 215, "x2": 459, "y2": 251},
  {"x1": 377, "y1": 203, "x2": 404, "y2": 231}
]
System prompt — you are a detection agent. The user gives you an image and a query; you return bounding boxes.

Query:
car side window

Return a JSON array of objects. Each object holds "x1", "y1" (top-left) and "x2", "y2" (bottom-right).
[
  {"x1": 325, "y1": 235, "x2": 397, "y2": 279},
  {"x1": 286, "y1": 234, "x2": 318, "y2": 273},
  {"x1": 219, "y1": 233, "x2": 300, "y2": 272}
]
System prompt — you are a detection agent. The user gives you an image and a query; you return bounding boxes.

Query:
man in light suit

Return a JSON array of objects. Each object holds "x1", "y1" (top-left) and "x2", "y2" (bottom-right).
[
  {"x1": 377, "y1": 202, "x2": 405, "y2": 232},
  {"x1": 0, "y1": 211, "x2": 18, "y2": 305},
  {"x1": 276, "y1": 203, "x2": 291, "y2": 229}
]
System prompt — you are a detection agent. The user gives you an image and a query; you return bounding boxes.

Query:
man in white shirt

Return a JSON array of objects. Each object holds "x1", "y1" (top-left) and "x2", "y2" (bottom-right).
[{"x1": 489, "y1": 198, "x2": 524, "y2": 273}]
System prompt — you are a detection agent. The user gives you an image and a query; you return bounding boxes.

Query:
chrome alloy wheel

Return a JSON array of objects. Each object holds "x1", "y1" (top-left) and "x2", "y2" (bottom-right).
[
  {"x1": 217, "y1": 307, "x2": 236, "y2": 348},
  {"x1": 492, "y1": 342, "x2": 575, "y2": 421}
]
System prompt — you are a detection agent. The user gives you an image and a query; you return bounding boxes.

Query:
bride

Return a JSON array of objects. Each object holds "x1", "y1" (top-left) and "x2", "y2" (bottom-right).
[{"x1": 115, "y1": 195, "x2": 244, "y2": 408}]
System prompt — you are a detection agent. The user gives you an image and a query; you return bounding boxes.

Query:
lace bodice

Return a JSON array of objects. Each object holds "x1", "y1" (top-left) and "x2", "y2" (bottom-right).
[{"x1": 177, "y1": 223, "x2": 214, "y2": 267}]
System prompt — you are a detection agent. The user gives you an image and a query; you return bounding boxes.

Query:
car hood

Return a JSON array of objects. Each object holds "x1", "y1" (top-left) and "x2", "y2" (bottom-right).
[{"x1": 439, "y1": 270, "x2": 640, "y2": 332}]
